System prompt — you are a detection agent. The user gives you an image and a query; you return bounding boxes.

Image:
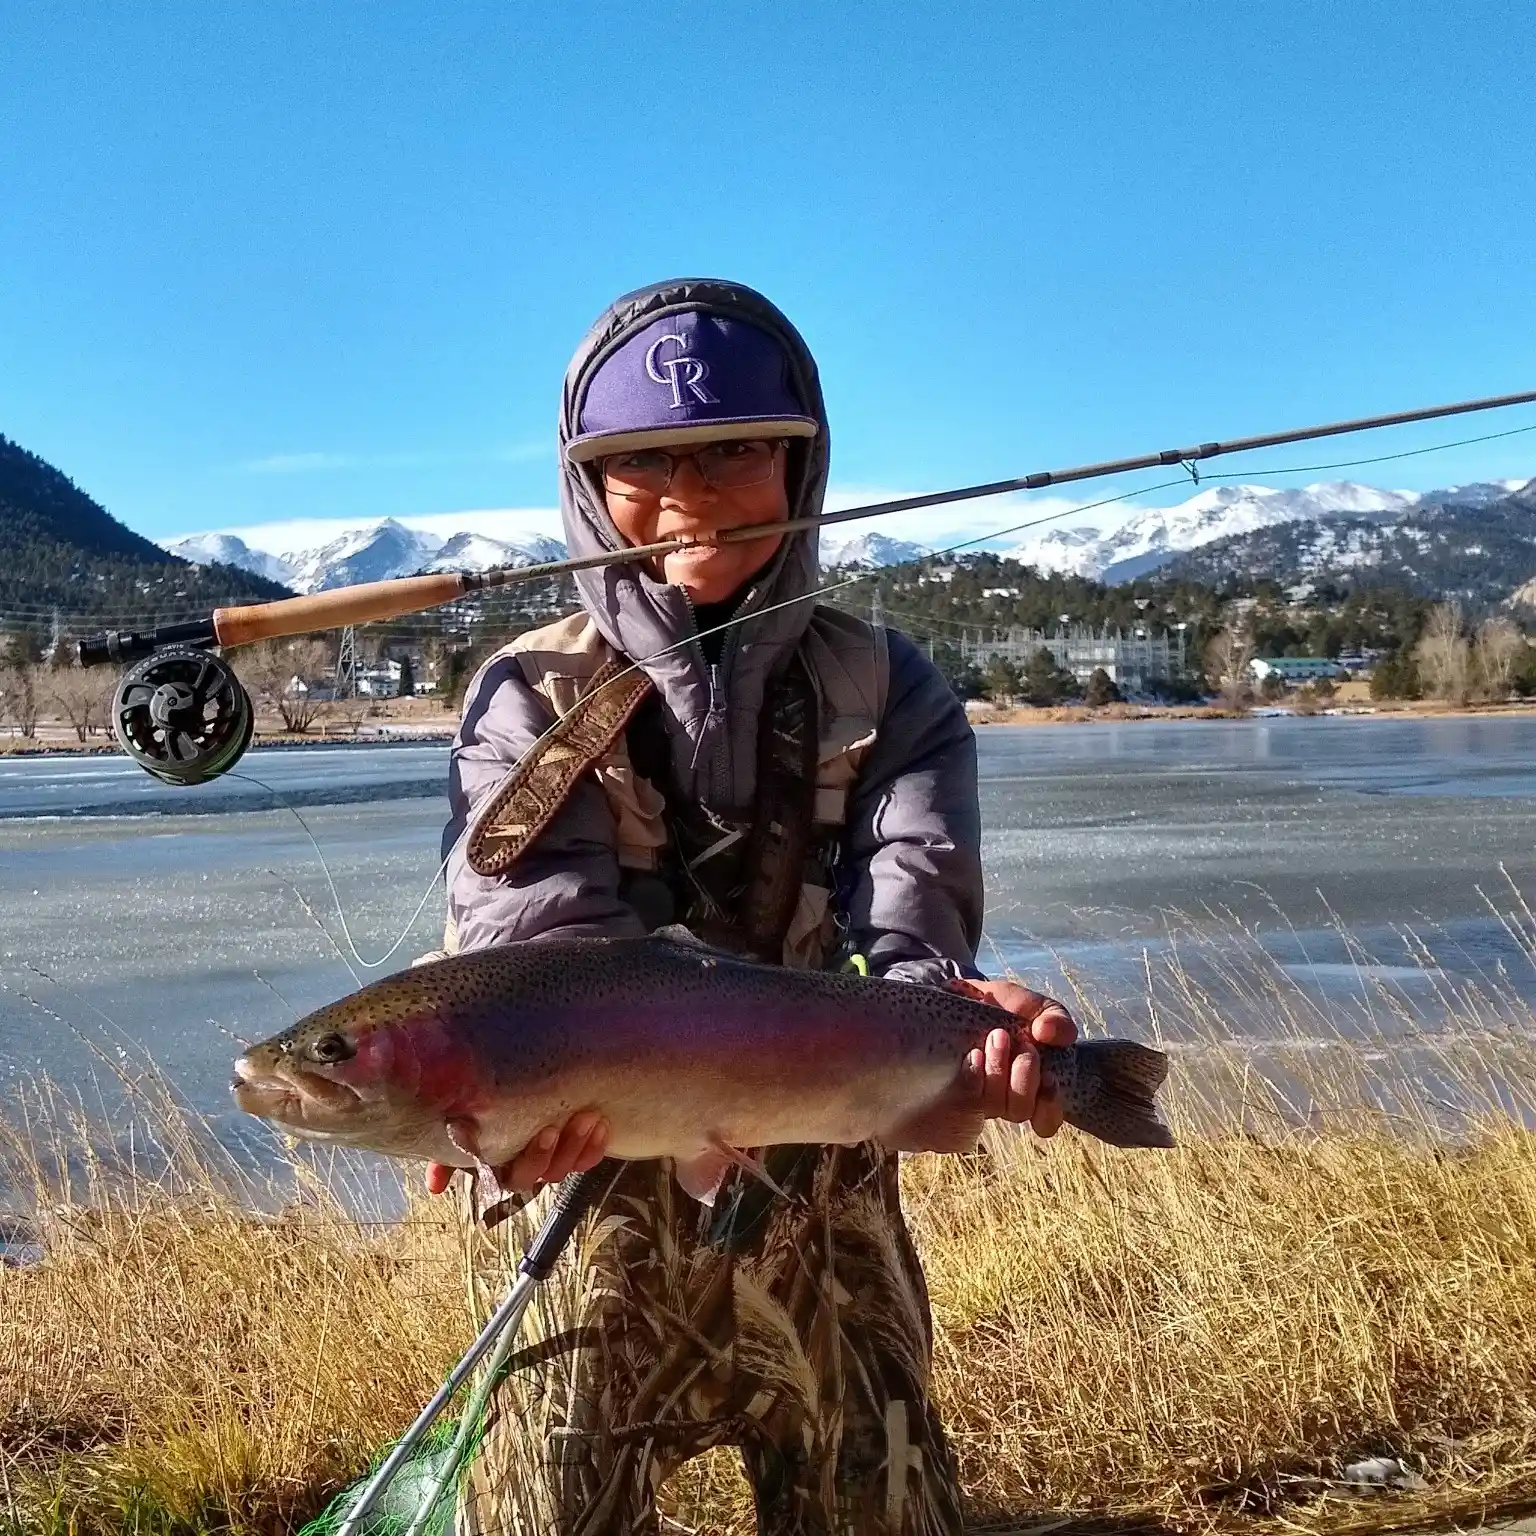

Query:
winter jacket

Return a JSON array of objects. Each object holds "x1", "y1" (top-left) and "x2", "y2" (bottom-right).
[{"x1": 443, "y1": 278, "x2": 983, "y2": 987}]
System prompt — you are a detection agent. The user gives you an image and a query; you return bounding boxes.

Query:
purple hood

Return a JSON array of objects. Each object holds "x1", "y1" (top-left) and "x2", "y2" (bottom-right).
[{"x1": 557, "y1": 278, "x2": 830, "y2": 809}]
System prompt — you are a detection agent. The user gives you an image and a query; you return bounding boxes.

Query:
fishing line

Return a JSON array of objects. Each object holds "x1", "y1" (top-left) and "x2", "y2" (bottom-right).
[
  {"x1": 236, "y1": 569, "x2": 868, "y2": 973},
  {"x1": 253, "y1": 477, "x2": 1184, "y2": 973},
  {"x1": 225, "y1": 767, "x2": 457, "y2": 974},
  {"x1": 107, "y1": 413, "x2": 1535, "y2": 975},
  {"x1": 1200, "y1": 414, "x2": 1536, "y2": 483}
]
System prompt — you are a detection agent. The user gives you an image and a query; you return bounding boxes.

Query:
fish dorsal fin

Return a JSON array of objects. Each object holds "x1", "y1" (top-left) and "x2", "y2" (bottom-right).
[{"x1": 651, "y1": 924, "x2": 732, "y2": 955}]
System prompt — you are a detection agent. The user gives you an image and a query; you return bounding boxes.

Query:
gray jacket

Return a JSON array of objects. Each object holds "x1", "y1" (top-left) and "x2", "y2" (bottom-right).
[{"x1": 444, "y1": 278, "x2": 983, "y2": 987}]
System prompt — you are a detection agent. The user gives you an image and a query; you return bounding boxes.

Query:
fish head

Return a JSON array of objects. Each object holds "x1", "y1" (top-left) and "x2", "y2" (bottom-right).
[{"x1": 232, "y1": 965, "x2": 479, "y2": 1156}]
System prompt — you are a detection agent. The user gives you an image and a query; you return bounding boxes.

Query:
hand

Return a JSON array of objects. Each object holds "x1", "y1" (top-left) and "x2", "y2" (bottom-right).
[
  {"x1": 424, "y1": 1111, "x2": 611, "y2": 1196},
  {"x1": 950, "y1": 977, "x2": 1078, "y2": 1139}
]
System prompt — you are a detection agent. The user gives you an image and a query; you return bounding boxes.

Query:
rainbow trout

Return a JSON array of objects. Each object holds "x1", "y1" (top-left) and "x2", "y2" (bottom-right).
[{"x1": 233, "y1": 929, "x2": 1172, "y2": 1198}]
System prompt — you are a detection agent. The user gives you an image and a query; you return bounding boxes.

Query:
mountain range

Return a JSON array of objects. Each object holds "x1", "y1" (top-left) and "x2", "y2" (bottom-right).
[
  {"x1": 165, "y1": 477, "x2": 1532, "y2": 597},
  {"x1": 1164, "y1": 477, "x2": 1536, "y2": 605},
  {"x1": 1005, "y1": 478, "x2": 1530, "y2": 583},
  {"x1": 166, "y1": 517, "x2": 929, "y2": 590},
  {"x1": 168, "y1": 520, "x2": 566, "y2": 594}
]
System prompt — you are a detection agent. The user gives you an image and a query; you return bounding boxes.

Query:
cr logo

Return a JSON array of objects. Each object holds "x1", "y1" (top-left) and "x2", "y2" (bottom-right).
[{"x1": 644, "y1": 334, "x2": 719, "y2": 409}]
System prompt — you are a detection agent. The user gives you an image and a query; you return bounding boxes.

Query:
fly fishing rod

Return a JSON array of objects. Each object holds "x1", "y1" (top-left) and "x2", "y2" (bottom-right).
[
  {"x1": 76, "y1": 384, "x2": 1536, "y2": 788},
  {"x1": 324, "y1": 1158, "x2": 624, "y2": 1536}
]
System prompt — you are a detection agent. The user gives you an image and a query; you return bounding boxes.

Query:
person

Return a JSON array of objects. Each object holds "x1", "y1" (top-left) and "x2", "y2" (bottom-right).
[{"x1": 435, "y1": 277, "x2": 1077, "y2": 1536}]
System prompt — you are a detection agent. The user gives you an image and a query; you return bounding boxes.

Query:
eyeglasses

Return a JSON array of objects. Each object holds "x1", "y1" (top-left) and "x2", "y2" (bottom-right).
[{"x1": 599, "y1": 439, "x2": 781, "y2": 497}]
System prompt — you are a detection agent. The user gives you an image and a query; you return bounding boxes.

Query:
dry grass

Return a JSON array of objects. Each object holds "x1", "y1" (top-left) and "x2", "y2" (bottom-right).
[{"x1": 3, "y1": 919, "x2": 1536, "y2": 1536}]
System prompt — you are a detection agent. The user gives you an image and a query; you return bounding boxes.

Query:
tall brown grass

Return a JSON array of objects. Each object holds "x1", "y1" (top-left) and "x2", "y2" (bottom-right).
[{"x1": 3, "y1": 913, "x2": 1535, "y2": 1536}]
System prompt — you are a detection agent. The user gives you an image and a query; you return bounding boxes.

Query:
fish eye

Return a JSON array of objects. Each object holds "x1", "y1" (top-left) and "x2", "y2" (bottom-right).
[{"x1": 307, "y1": 1032, "x2": 355, "y2": 1065}]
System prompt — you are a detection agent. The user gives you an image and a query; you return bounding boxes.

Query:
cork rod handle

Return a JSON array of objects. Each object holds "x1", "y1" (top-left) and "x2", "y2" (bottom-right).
[{"x1": 211, "y1": 573, "x2": 469, "y2": 648}]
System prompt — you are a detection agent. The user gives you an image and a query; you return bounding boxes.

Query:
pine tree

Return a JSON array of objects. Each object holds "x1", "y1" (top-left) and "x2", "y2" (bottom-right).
[
  {"x1": 980, "y1": 657, "x2": 1022, "y2": 704},
  {"x1": 1083, "y1": 667, "x2": 1122, "y2": 707},
  {"x1": 1022, "y1": 648, "x2": 1077, "y2": 706},
  {"x1": 1370, "y1": 651, "x2": 1422, "y2": 700}
]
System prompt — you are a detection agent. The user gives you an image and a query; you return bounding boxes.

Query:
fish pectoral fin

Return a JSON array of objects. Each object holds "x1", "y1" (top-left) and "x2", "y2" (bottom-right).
[
  {"x1": 445, "y1": 1115, "x2": 487, "y2": 1168},
  {"x1": 651, "y1": 923, "x2": 733, "y2": 956},
  {"x1": 707, "y1": 1138, "x2": 792, "y2": 1199},
  {"x1": 674, "y1": 1149, "x2": 733, "y2": 1207},
  {"x1": 884, "y1": 1086, "x2": 988, "y2": 1155},
  {"x1": 674, "y1": 1140, "x2": 791, "y2": 1208}
]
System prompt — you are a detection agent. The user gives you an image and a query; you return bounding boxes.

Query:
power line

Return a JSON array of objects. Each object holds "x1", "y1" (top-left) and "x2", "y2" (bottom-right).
[{"x1": 20, "y1": 399, "x2": 1536, "y2": 649}]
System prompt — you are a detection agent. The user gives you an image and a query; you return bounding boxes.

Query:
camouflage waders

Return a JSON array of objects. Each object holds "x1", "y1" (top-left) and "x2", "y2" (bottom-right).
[{"x1": 460, "y1": 1143, "x2": 964, "y2": 1536}]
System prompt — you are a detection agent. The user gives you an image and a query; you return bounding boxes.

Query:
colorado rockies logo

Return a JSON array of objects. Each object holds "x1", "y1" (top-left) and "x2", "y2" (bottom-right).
[{"x1": 644, "y1": 334, "x2": 719, "y2": 409}]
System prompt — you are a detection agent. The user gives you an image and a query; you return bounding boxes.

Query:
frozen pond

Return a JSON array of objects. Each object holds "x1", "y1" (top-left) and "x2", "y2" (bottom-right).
[{"x1": 2, "y1": 716, "x2": 1535, "y2": 1194}]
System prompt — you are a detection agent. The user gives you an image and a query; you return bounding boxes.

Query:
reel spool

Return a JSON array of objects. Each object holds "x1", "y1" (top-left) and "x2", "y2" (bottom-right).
[{"x1": 111, "y1": 645, "x2": 254, "y2": 786}]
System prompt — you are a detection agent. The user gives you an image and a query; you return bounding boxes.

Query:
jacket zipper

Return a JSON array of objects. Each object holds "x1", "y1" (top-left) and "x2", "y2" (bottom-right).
[
  {"x1": 706, "y1": 662, "x2": 729, "y2": 805},
  {"x1": 677, "y1": 588, "x2": 728, "y2": 798}
]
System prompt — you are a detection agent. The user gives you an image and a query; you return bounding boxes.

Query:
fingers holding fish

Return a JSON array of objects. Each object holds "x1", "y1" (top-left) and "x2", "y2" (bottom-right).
[
  {"x1": 423, "y1": 1113, "x2": 611, "y2": 1196},
  {"x1": 954, "y1": 976, "x2": 1079, "y2": 1048},
  {"x1": 954, "y1": 977, "x2": 1078, "y2": 1137},
  {"x1": 494, "y1": 1111, "x2": 612, "y2": 1194}
]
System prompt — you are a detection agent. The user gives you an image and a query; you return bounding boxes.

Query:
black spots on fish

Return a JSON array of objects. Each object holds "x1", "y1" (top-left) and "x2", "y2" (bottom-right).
[{"x1": 1065, "y1": 1041, "x2": 1174, "y2": 1150}]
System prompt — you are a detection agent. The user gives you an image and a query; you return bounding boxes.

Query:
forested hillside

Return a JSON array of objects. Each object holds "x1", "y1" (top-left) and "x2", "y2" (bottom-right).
[
  {"x1": 0, "y1": 434, "x2": 291, "y2": 627},
  {"x1": 1162, "y1": 481, "x2": 1536, "y2": 607},
  {"x1": 827, "y1": 552, "x2": 1427, "y2": 657}
]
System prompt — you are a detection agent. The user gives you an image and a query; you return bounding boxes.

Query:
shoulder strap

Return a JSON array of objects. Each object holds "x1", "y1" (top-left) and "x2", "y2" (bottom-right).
[
  {"x1": 803, "y1": 605, "x2": 890, "y2": 741},
  {"x1": 465, "y1": 656, "x2": 654, "y2": 878}
]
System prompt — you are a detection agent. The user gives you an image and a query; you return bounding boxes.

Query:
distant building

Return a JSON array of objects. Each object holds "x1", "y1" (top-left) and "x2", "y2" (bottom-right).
[
  {"x1": 355, "y1": 659, "x2": 403, "y2": 697},
  {"x1": 1249, "y1": 656, "x2": 1347, "y2": 684},
  {"x1": 1334, "y1": 650, "x2": 1383, "y2": 673},
  {"x1": 960, "y1": 625, "x2": 1188, "y2": 694}
]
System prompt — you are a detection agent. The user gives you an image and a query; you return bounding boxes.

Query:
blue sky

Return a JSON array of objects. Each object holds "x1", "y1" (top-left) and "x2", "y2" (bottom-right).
[{"x1": 3, "y1": 0, "x2": 1534, "y2": 550}]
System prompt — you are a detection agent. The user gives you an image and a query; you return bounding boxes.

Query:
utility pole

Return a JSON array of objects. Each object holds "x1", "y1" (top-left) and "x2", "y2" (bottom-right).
[{"x1": 336, "y1": 626, "x2": 358, "y2": 698}]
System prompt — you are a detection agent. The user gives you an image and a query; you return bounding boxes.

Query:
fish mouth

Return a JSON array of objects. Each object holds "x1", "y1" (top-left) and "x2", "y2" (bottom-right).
[{"x1": 232, "y1": 1054, "x2": 363, "y2": 1127}]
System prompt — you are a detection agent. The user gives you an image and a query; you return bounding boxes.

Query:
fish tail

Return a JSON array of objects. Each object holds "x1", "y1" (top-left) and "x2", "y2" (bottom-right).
[{"x1": 1066, "y1": 1041, "x2": 1175, "y2": 1149}]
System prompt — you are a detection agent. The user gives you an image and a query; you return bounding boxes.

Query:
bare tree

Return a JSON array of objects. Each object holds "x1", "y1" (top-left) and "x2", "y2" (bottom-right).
[
  {"x1": 1415, "y1": 602, "x2": 1471, "y2": 704},
  {"x1": 45, "y1": 665, "x2": 111, "y2": 743},
  {"x1": 1474, "y1": 615, "x2": 1524, "y2": 701},
  {"x1": 231, "y1": 639, "x2": 332, "y2": 733},
  {"x1": 1204, "y1": 626, "x2": 1254, "y2": 709},
  {"x1": 329, "y1": 693, "x2": 377, "y2": 739},
  {"x1": 0, "y1": 661, "x2": 41, "y2": 738}
]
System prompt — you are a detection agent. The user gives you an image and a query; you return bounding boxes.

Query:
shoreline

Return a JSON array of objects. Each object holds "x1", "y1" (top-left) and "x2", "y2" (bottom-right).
[
  {"x1": 7, "y1": 698, "x2": 1536, "y2": 762},
  {"x1": 970, "y1": 699, "x2": 1536, "y2": 727}
]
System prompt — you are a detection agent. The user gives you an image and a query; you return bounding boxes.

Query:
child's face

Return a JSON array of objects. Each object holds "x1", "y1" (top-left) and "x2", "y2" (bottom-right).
[{"x1": 602, "y1": 440, "x2": 789, "y2": 605}]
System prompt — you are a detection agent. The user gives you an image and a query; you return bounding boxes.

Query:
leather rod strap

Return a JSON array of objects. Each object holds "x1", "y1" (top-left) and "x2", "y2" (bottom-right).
[{"x1": 466, "y1": 658, "x2": 655, "y2": 878}]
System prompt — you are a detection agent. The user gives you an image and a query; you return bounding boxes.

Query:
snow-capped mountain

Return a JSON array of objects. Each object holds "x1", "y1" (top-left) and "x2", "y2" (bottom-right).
[
  {"x1": 1009, "y1": 481, "x2": 1423, "y2": 583},
  {"x1": 284, "y1": 520, "x2": 442, "y2": 591},
  {"x1": 166, "y1": 532, "x2": 295, "y2": 587},
  {"x1": 1163, "y1": 478, "x2": 1536, "y2": 604},
  {"x1": 418, "y1": 530, "x2": 565, "y2": 574},
  {"x1": 164, "y1": 474, "x2": 1533, "y2": 594},
  {"x1": 165, "y1": 517, "x2": 567, "y2": 594},
  {"x1": 820, "y1": 531, "x2": 928, "y2": 567},
  {"x1": 1418, "y1": 478, "x2": 1530, "y2": 509},
  {"x1": 168, "y1": 514, "x2": 925, "y2": 587}
]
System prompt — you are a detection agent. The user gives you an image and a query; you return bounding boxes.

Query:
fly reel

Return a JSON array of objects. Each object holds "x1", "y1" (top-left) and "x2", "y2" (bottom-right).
[{"x1": 111, "y1": 645, "x2": 254, "y2": 787}]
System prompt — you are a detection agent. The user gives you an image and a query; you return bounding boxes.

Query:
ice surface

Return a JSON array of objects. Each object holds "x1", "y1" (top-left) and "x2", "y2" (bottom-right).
[{"x1": 3, "y1": 721, "x2": 1535, "y2": 1191}]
